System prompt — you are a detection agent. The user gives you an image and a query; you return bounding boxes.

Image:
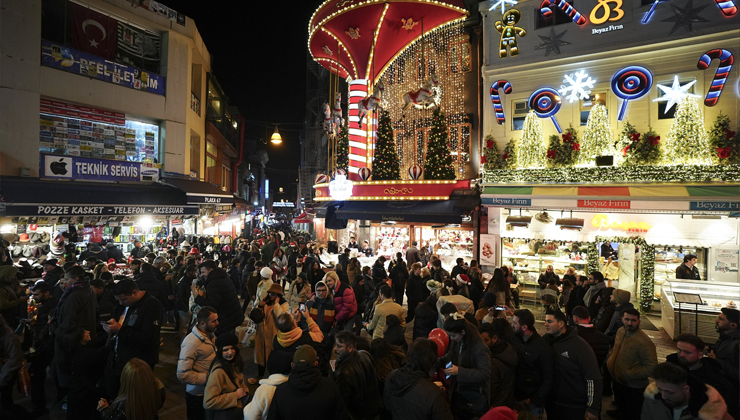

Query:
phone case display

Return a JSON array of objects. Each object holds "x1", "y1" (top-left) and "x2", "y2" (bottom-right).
[
  {"x1": 654, "y1": 246, "x2": 706, "y2": 301},
  {"x1": 112, "y1": 225, "x2": 164, "y2": 246},
  {"x1": 661, "y1": 280, "x2": 739, "y2": 340}
]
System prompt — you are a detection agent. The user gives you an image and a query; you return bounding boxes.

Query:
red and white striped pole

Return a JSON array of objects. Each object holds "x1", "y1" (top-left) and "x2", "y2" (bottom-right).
[{"x1": 347, "y1": 79, "x2": 375, "y2": 181}]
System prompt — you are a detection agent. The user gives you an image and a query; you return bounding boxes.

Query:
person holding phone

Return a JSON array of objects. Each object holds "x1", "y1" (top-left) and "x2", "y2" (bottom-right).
[
  {"x1": 251, "y1": 283, "x2": 289, "y2": 384},
  {"x1": 286, "y1": 272, "x2": 311, "y2": 311},
  {"x1": 271, "y1": 306, "x2": 327, "y2": 375}
]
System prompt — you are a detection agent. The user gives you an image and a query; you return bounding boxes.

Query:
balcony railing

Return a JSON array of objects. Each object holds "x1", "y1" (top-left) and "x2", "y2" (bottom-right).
[
  {"x1": 191, "y1": 92, "x2": 201, "y2": 116},
  {"x1": 206, "y1": 103, "x2": 239, "y2": 150}
]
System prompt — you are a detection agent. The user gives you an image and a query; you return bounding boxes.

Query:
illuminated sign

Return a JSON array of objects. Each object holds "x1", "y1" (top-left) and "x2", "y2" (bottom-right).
[
  {"x1": 328, "y1": 174, "x2": 354, "y2": 201},
  {"x1": 578, "y1": 200, "x2": 630, "y2": 209},
  {"x1": 590, "y1": 0, "x2": 624, "y2": 25},
  {"x1": 591, "y1": 213, "x2": 652, "y2": 233}
]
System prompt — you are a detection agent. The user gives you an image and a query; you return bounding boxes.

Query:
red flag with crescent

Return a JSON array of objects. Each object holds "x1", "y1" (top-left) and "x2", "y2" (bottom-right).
[{"x1": 70, "y1": 2, "x2": 118, "y2": 59}]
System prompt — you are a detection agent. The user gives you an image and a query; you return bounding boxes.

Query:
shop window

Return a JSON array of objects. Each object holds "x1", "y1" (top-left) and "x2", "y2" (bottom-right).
[
  {"x1": 536, "y1": 1, "x2": 578, "y2": 29},
  {"x1": 657, "y1": 78, "x2": 697, "y2": 119},
  {"x1": 190, "y1": 133, "x2": 200, "y2": 178},
  {"x1": 580, "y1": 92, "x2": 607, "y2": 126},
  {"x1": 449, "y1": 35, "x2": 471, "y2": 74},
  {"x1": 205, "y1": 140, "x2": 217, "y2": 184},
  {"x1": 511, "y1": 101, "x2": 530, "y2": 131},
  {"x1": 222, "y1": 165, "x2": 231, "y2": 192}
]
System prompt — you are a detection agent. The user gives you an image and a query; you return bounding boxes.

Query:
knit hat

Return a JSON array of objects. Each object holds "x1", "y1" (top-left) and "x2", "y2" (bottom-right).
[
  {"x1": 260, "y1": 267, "x2": 274, "y2": 278},
  {"x1": 293, "y1": 344, "x2": 317, "y2": 366},
  {"x1": 479, "y1": 406, "x2": 518, "y2": 420},
  {"x1": 483, "y1": 291, "x2": 497, "y2": 308},
  {"x1": 18, "y1": 233, "x2": 30, "y2": 243},
  {"x1": 215, "y1": 332, "x2": 239, "y2": 350},
  {"x1": 426, "y1": 280, "x2": 442, "y2": 293},
  {"x1": 266, "y1": 350, "x2": 293, "y2": 375},
  {"x1": 267, "y1": 283, "x2": 284, "y2": 296},
  {"x1": 721, "y1": 307, "x2": 740, "y2": 324},
  {"x1": 456, "y1": 274, "x2": 470, "y2": 285},
  {"x1": 613, "y1": 289, "x2": 631, "y2": 306}
]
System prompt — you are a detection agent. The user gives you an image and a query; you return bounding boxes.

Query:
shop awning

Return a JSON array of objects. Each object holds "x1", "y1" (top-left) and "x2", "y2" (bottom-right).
[
  {"x1": 163, "y1": 177, "x2": 234, "y2": 205},
  {"x1": 0, "y1": 176, "x2": 198, "y2": 216},
  {"x1": 332, "y1": 200, "x2": 468, "y2": 224}
]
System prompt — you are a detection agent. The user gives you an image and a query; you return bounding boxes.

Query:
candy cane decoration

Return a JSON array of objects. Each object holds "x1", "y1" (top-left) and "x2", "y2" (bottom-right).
[
  {"x1": 714, "y1": 0, "x2": 738, "y2": 16},
  {"x1": 697, "y1": 49, "x2": 734, "y2": 107},
  {"x1": 490, "y1": 80, "x2": 512, "y2": 125},
  {"x1": 540, "y1": 0, "x2": 587, "y2": 25}
]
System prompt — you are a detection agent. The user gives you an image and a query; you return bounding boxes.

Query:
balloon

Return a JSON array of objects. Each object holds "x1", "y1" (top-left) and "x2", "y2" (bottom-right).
[
  {"x1": 333, "y1": 168, "x2": 347, "y2": 179},
  {"x1": 408, "y1": 164, "x2": 423, "y2": 180},
  {"x1": 358, "y1": 167, "x2": 372, "y2": 181},
  {"x1": 428, "y1": 328, "x2": 450, "y2": 352},
  {"x1": 430, "y1": 336, "x2": 447, "y2": 358}
]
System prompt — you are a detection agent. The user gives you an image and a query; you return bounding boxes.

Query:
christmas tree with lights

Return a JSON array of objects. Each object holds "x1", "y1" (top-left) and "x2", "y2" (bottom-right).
[
  {"x1": 424, "y1": 108, "x2": 455, "y2": 179},
  {"x1": 502, "y1": 139, "x2": 517, "y2": 169},
  {"x1": 483, "y1": 134, "x2": 502, "y2": 170},
  {"x1": 372, "y1": 109, "x2": 401, "y2": 180},
  {"x1": 546, "y1": 124, "x2": 580, "y2": 167},
  {"x1": 707, "y1": 111, "x2": 739, "y2": 165},
  {"x1": 336, "y1": 121, "x2": 349, "y2": 174},
  {"x1": 620, "y1": 121, "x2": 662, "y2": 165},
  {"x1": 580, "y1": 103, "x2": 612, "y2": 165},
  {"x1": 663, "y1": 97, "x2": 710, "y2": 165},
  {"x1": 517, "y1": 111, "x2": 546, "y2": 168}
]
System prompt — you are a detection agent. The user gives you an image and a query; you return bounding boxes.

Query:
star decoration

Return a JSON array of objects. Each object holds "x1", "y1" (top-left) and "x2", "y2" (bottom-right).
[
  {"x1": 89, "y1": 38, "x2": 99, "y2": 48},
  {"x1": 652, "y1": 75, "x2": 701, "y2": 112},
  {"x1": 489, "y1": 0, "x2": 518, "y2": 14},
  {"x1": 535, "y1": 27, "x2": 570, "y2": 56},
  {"x1": 661, "y1": 0, "x2": 709, "y2": 35}
]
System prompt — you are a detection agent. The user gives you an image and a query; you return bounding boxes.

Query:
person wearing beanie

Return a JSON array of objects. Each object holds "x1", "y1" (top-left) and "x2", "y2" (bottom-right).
[
  {"x1": 605, "y1": 289, "x2": 634, "y2": 339},
  {"x1": 709, "y1": 307, "x2": 740, "y2": 385},
  {"x1": 255, "y1": 266, "x2": 274, "y2": 304},
  {"x1": 252, "y1": 282, "x2": 289, "y2": 384},
  {"x1": 204, "y1": 332, "x2": 249, "y2": 417},
  {"x1": 243, "y1": 352, "x2": 292, "y2": 420},
  {"x1": 426, "y1": 279, "x2": 443, "y2": 296}
]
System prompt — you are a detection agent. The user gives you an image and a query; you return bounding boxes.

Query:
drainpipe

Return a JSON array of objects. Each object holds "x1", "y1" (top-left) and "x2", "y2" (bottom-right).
[{"x1": 232, "y1": 115, "x2": 245, "y2": 197}]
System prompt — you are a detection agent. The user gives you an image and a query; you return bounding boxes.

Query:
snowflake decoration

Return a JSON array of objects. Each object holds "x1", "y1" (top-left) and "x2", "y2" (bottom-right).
[
  {"x1": 560, "y1": 70, "x2": 596, "y2": 103},
  {"x1": 652, "y1": 75, "x2": 700, "y2": 112},
  {"x1": 489, "y1": 0, "x2": 518, "y2": 13}
]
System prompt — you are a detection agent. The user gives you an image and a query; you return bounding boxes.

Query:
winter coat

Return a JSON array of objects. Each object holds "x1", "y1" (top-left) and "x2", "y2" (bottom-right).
[
  {"x1": 338, "y1": 254, "x2": 350, "y2": 271},
  {"x1": 367, "y1": 300, "x2": 406, "y2": 339},
  {"x1": 405, "y1": 247, "x2": 421, "y2": 266},
  {"x1": 666, "y1": 353, "x2": 740, "y2": 419},
  {"x1": 593, "y1": 302, "x2": 616, "y2": 333},
  {"x1": 371, "y1": 260, "x2": 387, "y2": 285},
  {"x1": 0, "y1": 324, "x2": 22, "y2": 387},
  {"x1": 412, "y1": 302, "x2": 438, "y2": 340},
  {"x1": 306, "y1": 296, "x2": 336, "y2": 339},
  {"x1": 98, "y1": 379, "x2": 165, "y2": 420},
  {"x1": 334, "y1": 350, "x2": 381, "y2": 420},
  {"x1": 642, "y1": 380, "x2": 733, "y2": 420},
  {"x1": 287, "y1": 281, "x2": 311, "y2": 310},
  {"x1": 607, "y1": 326, "x2": 657, "y2": 388},
  {"x1": 254, "y1": 299, "x2": 289, "y2": 366},
  {"x1": 576, "y1": 324, "x2": 611, "y2": 368},
  {"x1": 43, "y1": 266, "x2": 65, "y2": 287},
  {"x1": 676, "y1": 263, "x2": 701, "y2": 280},
  {"x1": 203, "y1": 360, "x2": 247, "y2": 411},
  {"x1": 194, "y1": 268, "x2": 244, "y2": 335},
  {"x1": 135, "y1": 271, "x2": 168, "y2": 305},
  {"x1": 605, "y1": 302, "x2": 635, "y2": 337},
  {"x1": 245, "y1": 271, "x2": 262, "y2": 301},
  {"x1": 177, "y1": 327, "x2": 217, "y2": 396},
  {"x1": 713, "y1": 329, "x2": 740, "y2": 384},
  {"x1": 384, "y1": 367, "x2": 453, "y2": 420},
  {"x1": 545, "y1": 327, "x2": 603, "y2": 416},
  {"x1": 243, "y1": 374, "x2": 289, "y2": 420},
  {"x1": 405, "y1": 273, "x2": 427, "y2": 306},
  {"x1": 110, "y1": 291, "x2": 163, "y2": 373},
  {"x1": 129, "y1": 244, "x2": 151, "y2": 260},
  {"x1": 489, "y1": 340, "x2": 518, "y2": 409},
  {"x1": 268, "y1": 364, "x2": 349, "y2": 420},
  {"x1": 510, "y1": 331, "x2": 554, "y2": 408},
  {"x1": 332, "y1": 279, "x2": 358, "y2": 323},
  {"x1": 566, "y1": 284, "x2": 587, "y2": 316},
  {"x1": 346, "y1": 264, "x2": 360, "y2": 284},
  {"x1": 383, "y1": 315, "x2": 408, "y2": 351},
  {"x1": 105, "y1": 243, "x2": 125, "y2": 262},
  {"x1": 390, "y1": 265, "x2": 408, "y2": 291},
  {"x1": 255, "y1": 278, "x2": 274, "y2": 304},
  {"x1": 273, "y1": 318, "x2": 324, "y2": 353},
  {"x1": 444, "y1": 337, "x2": 492, "y2": 411},
  {"x1": 53, "y1": 281, "x2": 98, "y2": 342},
  {"x1": 174, "y1": 274, "x2": 194, "y2": 313}
]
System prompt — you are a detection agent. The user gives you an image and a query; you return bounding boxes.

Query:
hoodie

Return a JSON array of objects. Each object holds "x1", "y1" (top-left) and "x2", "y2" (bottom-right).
[
  {"x1": 268, "y1": 364, "x2": 348, "y2": 420},
  {"x1": 384, "y1": 367, "x2": 453, "y2": 420},
  {"x1": 642, "y1": 379, "x2": 733, "y2": 420},
  {"x1": 243, "y1": 373, "x2": 289, "y2": 420},
  {"x1": 489, "y1": 340, "x2": 518, "y2": 408}
]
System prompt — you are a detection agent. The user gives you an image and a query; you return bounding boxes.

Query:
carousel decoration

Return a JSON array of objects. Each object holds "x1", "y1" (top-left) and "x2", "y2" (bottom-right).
[
  {"x1": 357, "y1": 167, "x2": 372, "y2": 181},
  {"x1": 333, "y1": 168, "x2": 347, "y2": 179},
  {"x1": 408, "y1": 164, "x2": 423, "y2": 179},
  {"x1": 315, "y1": 173, "x2": 329, "y2": 184},
  {"x1": 402, "y1": 73, "x2": 441, "y2": 111}
]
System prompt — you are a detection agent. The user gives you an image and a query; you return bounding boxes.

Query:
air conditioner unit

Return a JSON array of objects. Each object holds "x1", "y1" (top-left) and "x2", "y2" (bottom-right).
[
  {"x1": 506, "y1": 215, "x2": 531, "y2": 227},
  {"x1": 556, "y1": 218, "x2": 585, "y2": 231}
]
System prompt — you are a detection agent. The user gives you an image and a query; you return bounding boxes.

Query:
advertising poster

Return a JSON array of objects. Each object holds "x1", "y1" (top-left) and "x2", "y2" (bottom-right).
[{"x1": 479, "y1": 234, "x2": 499, "y2": 267}]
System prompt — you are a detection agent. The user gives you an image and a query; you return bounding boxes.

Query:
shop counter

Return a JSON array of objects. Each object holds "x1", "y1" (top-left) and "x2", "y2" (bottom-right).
[{"x1": 661, "y1": 280, "x2": 739, "y2": 342}]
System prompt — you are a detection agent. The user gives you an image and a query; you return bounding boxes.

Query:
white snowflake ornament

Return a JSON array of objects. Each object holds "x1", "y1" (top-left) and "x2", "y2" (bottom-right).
[
  {"x1": 560, "y1": 70, "x2": 596, "y2": 103},
  {"x1": 489, "y1": 0, "x2": 518, "y2": 14}
]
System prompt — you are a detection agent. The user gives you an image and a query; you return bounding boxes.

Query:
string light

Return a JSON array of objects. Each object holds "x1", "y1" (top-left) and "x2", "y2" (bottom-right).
[
  {"x1": 591, "y1": 236, "x2": 656, "y2": 312},
  {"x1": 663, "y1": 97, "x2": 712, "y2": 165},
  {"x1": 482, "y1": 164, "x2": 740, "y2": 183}
]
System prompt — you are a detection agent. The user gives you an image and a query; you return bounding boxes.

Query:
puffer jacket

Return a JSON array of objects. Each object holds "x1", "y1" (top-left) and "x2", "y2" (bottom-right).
[
  {"x1": 384, "y1": 367, "x2": 453, "y2": 420},
  {"x1": 176, "y1": 327, "x2": 217, "y2": 396},
  {"x1": 194, "y1": 268, "x2": 244, "y2": 335},
  {"x1": 510, "y1": 330, "x2": 554, "y2": 409},
  {"x1": 135, "y1": 271, "x2": 167, "y2": 305},
  {"x1": 333, "y1": 279, "x2": 357, "y2": 323},
  {"x1": 287, "y1": 281, "x2": 311, "y2": 310},
  {"x1": 576, "y1": 324, "x2": 611, "y2": 368},
  {"x1": 642, "y1": 379, "x2": 733, "y2": 420},
  {"x1": 244, "y1": 374, "x2": 289, "y2": 420},
  {"x1": 334, "y1": 350, "x2": 381, "y2": 420},
  {"x1": 489, "y1": 340, "x2": 518, "y2": 408},
  {"x1": 713, "y1": 329, "x2": 740, "y2": 384},
  {"x1": 441, "y1": 336, "x2": 491, "y2": 415}
]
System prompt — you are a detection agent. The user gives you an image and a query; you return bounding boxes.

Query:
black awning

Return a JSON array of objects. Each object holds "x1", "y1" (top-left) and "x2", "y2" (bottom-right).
[
  {"x1": 163, "y1": 177, "x2": 234, "y2": 204},
  {"x1": 0, "y1": 176, "x2": 197, "y2": 216},
  {"x1": 333, "y1": 200, "x2": 467, "y2": 224}
]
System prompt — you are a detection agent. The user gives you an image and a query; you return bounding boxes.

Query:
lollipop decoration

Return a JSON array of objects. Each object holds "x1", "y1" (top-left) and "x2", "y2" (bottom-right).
[
  {"x1": 714, "y1": 0, "x2": 737, "y2": 16},
  {"x1": 540, "y1": 0, "x2": 588, "y2": 25},
  {"x1": 611, "y1": 66, "x2": 653, "y2": 121},
  {"x1": 357, "y1": 167, "x2": 372, "y2": 181},
  {"x1": 490, "y1": 80, "x2": 513, "y2": 125},
  {"x1": 528, "y1": 87, "x2": 563, "y2": 133},
  {"x1": 697, "y1": 49, "x2": 734, "y2": 107},
  {"x1": 315, "y1": 173, "x2": 329, "y2": 184},
  {"x1": 408, "y1": 165, "x2": 423, "y2": 180}
]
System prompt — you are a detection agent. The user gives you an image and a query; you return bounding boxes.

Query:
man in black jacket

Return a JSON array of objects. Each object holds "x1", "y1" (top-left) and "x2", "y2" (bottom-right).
[
  {"x1": 337, "y1": 248, "x2": 350, "y2": 272},
  {"x1": 384, "y1": 338, "x2": 453, "y2": 420},
  {"x1": 41, "y1": 259, "x2": 64, "y2": 288},
  {"x1": 135, "y1": 263, "x2": 168, "y2": 306},
  {"x1": 194, "y1": 260, "x2": 244, "y2": 336},
  {"x1": 371, "y1": 256, "x2": 387, "y2": 287},
  {"x1": 105, "y1": 243, "x2": 124, "y2": 263},
  {"x1": 572, "y1": 305, "x2": 610, "y2": 368},
  {"x1": 129, "y1": 240, "x2": 150, "y2": 260},
  {"x1": 29, "y1": 282, "x2": 58, "y2": 415},
  {"x1": 510, "y1": 309, "x2": 553, "y2": 417},
  {"x1": 333, "y1": 331, "x2": 381, "y2": 420},
  {"x1": 105, "y1": 279, "x2": 163, "y2": 398}
]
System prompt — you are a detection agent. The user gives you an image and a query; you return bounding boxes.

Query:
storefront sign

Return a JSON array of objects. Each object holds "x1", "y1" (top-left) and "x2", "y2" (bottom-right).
[
  {"x1": 186, "y1": 195, "x2": 234, "y2": 205},
  {"x1": 274, "y1": 202, "x2": 295, "y2": 207},
  {"x1": 41, "y1": 40, "x2": 166, "y2": 96},
  {"x1": 40, "y1": 154, "x2": 159, "y2": 182},
  {"x1": 578, "y1": 199, "x2": 630, "y2": 209},
  {"x1": 4, "y1": 205, "x2": 198, "y2": 216},
  {"x1": 482, "y1": 197, "x2": 532, "y2": 207},
  {"x1": 329, "y1": 175, "x2": 354, "y2": 201},
  {"x1": 689, "y1": 201, "x2": 740, "y2": 211},
  {"x1": 591, "y1": 213, "x2": 652, "y2": 233}
]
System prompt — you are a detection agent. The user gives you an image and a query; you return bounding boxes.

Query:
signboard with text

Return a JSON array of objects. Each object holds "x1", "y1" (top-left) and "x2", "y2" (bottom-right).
[
  {"x1": 40, "y1": 154, "x2": 159, "y2": 182},
  {"x1": 3, "y1": 205, "x2": 198, "y2": 217},
  {"x1": 578, "y1": 199, "x2": 631, "y2": 209}
]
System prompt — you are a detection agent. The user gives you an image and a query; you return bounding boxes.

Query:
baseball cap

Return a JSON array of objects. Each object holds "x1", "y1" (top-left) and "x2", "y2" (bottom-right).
[{"x1": 293, "y1": 345, "x2": 317, "y2": 366}]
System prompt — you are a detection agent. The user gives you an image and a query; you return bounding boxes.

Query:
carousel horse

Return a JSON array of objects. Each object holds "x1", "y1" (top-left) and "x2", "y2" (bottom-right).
[
  {"x1": 357, "y1": 81, "x2": 385, "y2": 127},
  {"x1": 402, "y1": 73, "x2": 439, "y2": 111},
  {"x1": 323, "y1": 103, "x2": 333, "y2": 134},
  {"x1": 332, "y1": 94, "x2": 343, "y2": 131}
]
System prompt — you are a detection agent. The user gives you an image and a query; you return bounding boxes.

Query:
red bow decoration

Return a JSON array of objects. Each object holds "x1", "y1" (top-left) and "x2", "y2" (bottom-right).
[
  {"x1": 630, "y1": 132, "x2": 641, "y2": 142},
  {"x1": 622, "y1": 145, "x2": 631, "y2": 156},
  {"x1": 486, "y1": 140, "x2": 494, "y2": 149},
  {"x1": 562, "y1": 132, "x2": 573, "y2": 143},
  {"x1": 546, "y1": 149, "x2": 557, "y2": 159},
  {"x1": 649, "y1": 135, "x2": 660, "y2": 146},
  {"x1": 571, "y1": 143, "x2": 581, "y2": 151},
  {"x1": 503, "y1": 152, "x2": 509, "y2": 160},
  {"x1": 717, "y1": 147, "x2": 732, "y2": 159},
  {"x1": 725, "y1": 129, "x2": 736, "y2": 139},
  {"x1": 481, "y1": 155, "x2": 487, "y2": 163}
]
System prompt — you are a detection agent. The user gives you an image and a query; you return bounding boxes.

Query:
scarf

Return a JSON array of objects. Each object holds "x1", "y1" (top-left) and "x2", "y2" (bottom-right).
[
  {"x1": 52, "y1": 279, "x2": 89, "y2": 321},
  {"x1": 276, "y1": 327, "x2": 303, "y2": 348},
  {"x1": 583, "y1": 281, "x2": 605, "y2": 307}
]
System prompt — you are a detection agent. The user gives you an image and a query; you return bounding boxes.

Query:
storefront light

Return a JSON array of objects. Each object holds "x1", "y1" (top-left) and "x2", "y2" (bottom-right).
[
  {"x1": 139, "y1": 216, "x2": 154, "y2": 230},
  {"x1": 0, "y1": 225, "x2": 14, "y2": 234}
]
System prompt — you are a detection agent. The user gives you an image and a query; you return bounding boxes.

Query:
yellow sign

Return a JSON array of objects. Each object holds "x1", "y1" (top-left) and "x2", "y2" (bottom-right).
[
  {"x1": 590, "y1": 0, "x2": 624, "y2": 25},
  {"x1": 591, "y1": 214, "x2": 652, "y2": 233}
]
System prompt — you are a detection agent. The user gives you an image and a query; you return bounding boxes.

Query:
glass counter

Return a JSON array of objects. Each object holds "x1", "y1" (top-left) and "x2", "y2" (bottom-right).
[{"x1": 660, "y1": 279, "x2": 740, "y2": 340}]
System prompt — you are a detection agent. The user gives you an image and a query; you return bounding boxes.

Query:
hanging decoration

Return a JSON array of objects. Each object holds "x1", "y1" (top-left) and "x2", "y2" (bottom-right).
[
  {"x1": 401, "y1": 18, "x2": 419, "y2": 31},
  {"x1": 490, "y1": 80, "x2": 513, "y2": 124},
  {"x1": 652, "y1": 75, "x2": 701, "y2": 112},
  {"x1": 402, "y1": 74, "x2": 440, "y2": 111},
  {"x1": 540, "y1": 0, "x2": 588, "y2": 25},
  {"x1": 345, "y1": 27, "x2": 361, "y2": 39},
  {"x1": 696, "y1": 49, "x2": 734, "y2": 106},
  {"x1": 357, "y1": 167, "x2": 372, "y2": 181},
  {"x1": 535, "y1": 27, "x2": 570, "y2": 56},
  {"x1": 560, "y1": 70, "x2": 596, "y2": 103},
  {"x1": 517, "y1": 111, "x2": 546, "y2": 168},
  {"x1": 495, "y1": 9, "x2": 527, "y2": 58},
  {"x1": 708, "y1": 112, "x2": 739, "y2": 164},
  {"x1": 315, "y1": 173, "x2": 329, "y2": 184},
  {"x1": 489, "y1": 0, "x2": 519, "y2": 14},
  {"x1": 661, "y1": 0, "x2": 710, "y2": 35},
  {"x1": 580, "y1": 103, "x2": 613, "y2": 164},
  {"x1": 423, "y1": 108, "x2": 456, "y2": 179},
  {"x1": 323, "y1": 103, "x2": 335, "y2": 135},
  {"x1": 322, "y1": 45, "x2": 333, "y2": 56},
  {"x1": 528, "y1": 87, "x2": 563, "y2": 133},
  {"x1": 714, "y1": 0, "x2": 738, "y2": 15},
  {"x1": 663, "y1": 97, "x2": 711, "y2": 165},
  {"x1": 372, "y1": 109, "x2": 401, "y2": 180},
  {"x1": 611, "y1": 65, "x2": 653, "y2": 121},
  {"x1": 408, "y1": 164, "x2": 423, "y2": 180},
  {"x1": 333, "y1": 168, "x2": 347, "y2": 179}
]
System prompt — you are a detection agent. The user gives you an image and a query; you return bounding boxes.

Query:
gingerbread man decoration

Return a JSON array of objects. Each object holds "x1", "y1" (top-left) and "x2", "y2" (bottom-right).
[{"x1": 495, "y1": 9, "x2": 526, "y2": 58}]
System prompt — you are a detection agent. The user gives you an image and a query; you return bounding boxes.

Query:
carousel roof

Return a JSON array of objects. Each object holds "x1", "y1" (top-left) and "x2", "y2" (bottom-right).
[{"x1": 308, "y1": 0, "x2": 468, "y2": 83}]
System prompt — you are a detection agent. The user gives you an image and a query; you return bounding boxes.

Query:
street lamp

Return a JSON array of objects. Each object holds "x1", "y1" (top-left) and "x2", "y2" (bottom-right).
[{"x1": 261, "y1": 126, "x2": 283, "y2": 145}]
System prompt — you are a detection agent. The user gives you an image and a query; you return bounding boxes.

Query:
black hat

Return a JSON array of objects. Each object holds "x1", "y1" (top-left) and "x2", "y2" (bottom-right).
[
  {"x1": 43, "y1": 258, "x2": 59, "y2": 267},
  {"x1": 721, "y1": 307, "x2": 740, "y2": 325},
  {"x1": 215, "y1": 332, "x2": 239, "y2": 350}
]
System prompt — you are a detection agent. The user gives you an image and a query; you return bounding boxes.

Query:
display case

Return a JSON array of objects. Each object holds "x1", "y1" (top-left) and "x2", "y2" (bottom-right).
[
  {"x1": 654, "y1": 246, "x2": 707, "y2": 301},
  {"x1": 661, "y1": 280, "x2": 739, "y2": 340}
]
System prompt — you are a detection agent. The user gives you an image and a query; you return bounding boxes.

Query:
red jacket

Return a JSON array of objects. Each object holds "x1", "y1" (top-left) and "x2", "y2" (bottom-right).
[{"x1": 333, "y1": 280, "x2": 357, "y2": 323}]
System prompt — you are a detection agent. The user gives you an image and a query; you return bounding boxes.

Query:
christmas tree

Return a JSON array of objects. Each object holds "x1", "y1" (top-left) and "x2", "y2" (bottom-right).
[
  {"x1": 579, "y1": 104, "x2": 612, "y2": 165},
  {"x1": 503, "y1": 139, "x2": 517, "y2": 168},
  {"x1": 663, "y1": 97, "x2": 710, "y2": 165},
  {"x1": 517, "y1": 111, "x2": 546, "y2": 168},
  {"x1": 372, "y1": 109, "x2": 401, "y2": 180},
  {"x1": 483, "y1": 134, "x2": 502, "y2": 170},
  {"x1": 620, "y1": 121, "x2": 662, "y2": 165},
  {"x1": 707, "y1": 112, "x2": 739, "y2": 165},
  {"x1": 336, "y1": 120, "x2": 349, "y2": 174},
  {"x1": 546, "y1": 125, "x2": 580, "y2": 167},
  {"x1": 424, "y1": 108, "x2": 456, "y2": 180}
]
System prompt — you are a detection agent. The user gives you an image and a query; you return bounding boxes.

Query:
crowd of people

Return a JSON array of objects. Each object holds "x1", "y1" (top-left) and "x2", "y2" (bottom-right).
[{"x1": 0, "y1": 226, "x2": 738, "y2": 420}]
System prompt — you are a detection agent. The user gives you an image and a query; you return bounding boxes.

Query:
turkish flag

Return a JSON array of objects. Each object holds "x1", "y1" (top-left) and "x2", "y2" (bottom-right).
[{"x1": 70, "y1": 2, "x2": 117, "y2": 59}]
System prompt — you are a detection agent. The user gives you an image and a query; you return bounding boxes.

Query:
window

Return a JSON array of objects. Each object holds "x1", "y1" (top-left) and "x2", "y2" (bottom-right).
[
  {"x1": 190, "y1": 134, "x2": 200, "y2": 178},
  {"x1": 191, "y1": 64, "x2": 202, "y2": 116},
  {"x1": 511, "y1": 101, "x2": 530, "y2": 131},
  {"x1": 536, "y1": 1, "x2": 579, "y2": 29},
  {"x1": 222, "y1": 165, "x2": 231, "y2": 192},
  {"x1": 580, "y1": 93, "x2": 607, "y2": 125},
  {"x1": 448, "y1": 123, "x2": 472, "y2": 165},
  {"x1": 205, "y1": 140, "x2": 217, "y2": 183},
  {"x1": 448, "y1": 35, "x2": 471, "y2": 74}
]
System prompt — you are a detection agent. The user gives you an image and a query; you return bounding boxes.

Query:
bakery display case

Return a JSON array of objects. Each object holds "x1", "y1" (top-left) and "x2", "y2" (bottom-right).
[
  {"x1": 654, "y1": 246, "x2": 707, "y2": 302},
  {"x1": 661, "y1": 280, "x2": 739, "y2": 340}
]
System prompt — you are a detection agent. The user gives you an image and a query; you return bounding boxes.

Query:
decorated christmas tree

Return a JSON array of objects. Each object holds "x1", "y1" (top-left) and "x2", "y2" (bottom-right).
[
  {"x1": 482, "y1": 134, "x2": 502, "y2": 170},
  {"x1": 335, "y1": 121, "x2": 349, "y2": 174},
  {"x1": 546, "y1": 125, "x2": 580, "y2": 168},
  {"x1": 579, "y1": 103, "x2": 612, "y2": 165},
  {"x1": 372, "y1": 109, "x2": 401, "y2": 180},
  {"x1": 707, "y1": 112, "x2": 739, "y2": 165},
  {"x1": 424, "y1": 108, "x2": 455, "y2": 180},
  {"x1": 620, "y1": 121, "x2": 662, "y2": 165},
  {"x1": 502, "y1": 139, "x2": 517, "y2": 169},
  {"x1": 517, "y1": 111, "x2": 546, "y2": 168},
  {"x1": 663, "y1": 97, "x2": 710, "y2": 165}
]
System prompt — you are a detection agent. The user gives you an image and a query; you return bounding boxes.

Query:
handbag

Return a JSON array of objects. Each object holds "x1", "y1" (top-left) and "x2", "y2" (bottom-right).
[
  {"x1": 248, "y1": 305, "x2": 265, "y2": 323},
  {"x1": 451, "y1": 384, "x2": 488, "y2": 416},
  {"x1": 16, "y1": 362, "x2": 31, "y2": 396}
]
